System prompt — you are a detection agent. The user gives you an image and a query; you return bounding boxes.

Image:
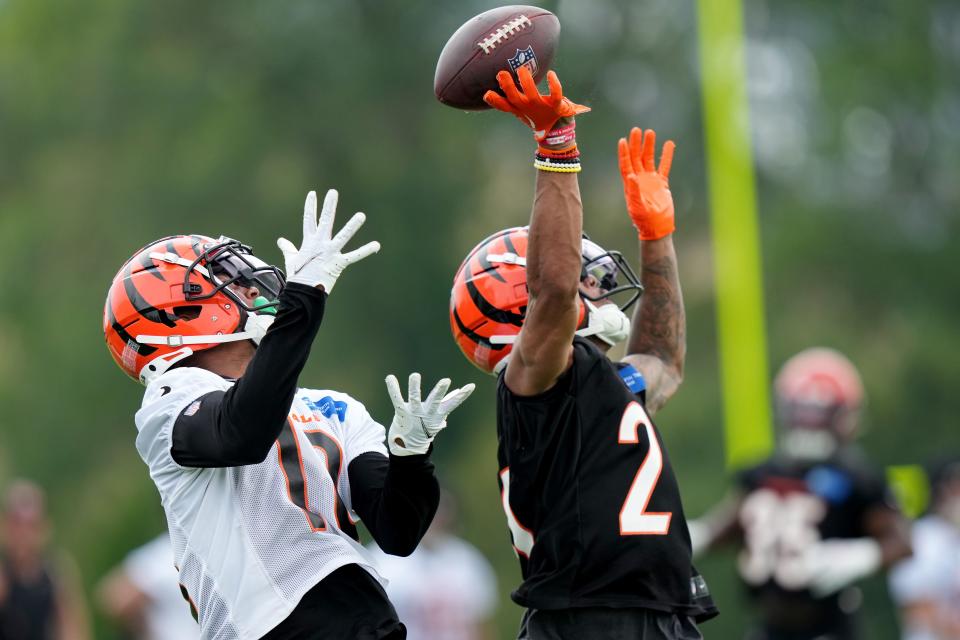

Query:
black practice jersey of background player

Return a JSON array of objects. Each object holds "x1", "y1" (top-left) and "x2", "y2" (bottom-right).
[
  {"x1": 496, "y1": 337, "x2": 717, "y2": 621},
  {"x1": 734, "y1": 449, "x2": 897, "y2": 636}
]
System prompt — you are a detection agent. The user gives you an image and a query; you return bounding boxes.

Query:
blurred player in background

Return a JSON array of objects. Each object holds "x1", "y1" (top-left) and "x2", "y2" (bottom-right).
[
  {"x1": 889, "y1": 456, "x2": 960, "y2": 640},
  {"x1": 367, "y1": 491, "x2": 498, "y2": 640},
  {"x1": 0, "y1": 480, "x2": 90, "y2": 640},
  {"x1": 97, "y1": 533, "x2": 200, "y2": 640},
  {"x1": 451, "y1": 67, "x2": 717, "y2": 639},
  {"x1": 689, "y1": 348, "x2": 912, "y2": 640},
  {"x1": 103, "y1": 189, "x2": 474, "y2": 639}
]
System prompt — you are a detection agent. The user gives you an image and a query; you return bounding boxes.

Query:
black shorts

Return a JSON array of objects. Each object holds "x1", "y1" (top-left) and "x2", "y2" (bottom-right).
[
  {"x1": 747, "y1": 598, "x2": 858, "y2": 640},
  {"x1": 518, "y1": 607, "x2": 703, "y2": 640},
  {"x1": 745, "y1": 623, "x2": 856, "y2": 640},
  {"x1": 263, "y1": 564, "x2": 405, "y2": 639}
]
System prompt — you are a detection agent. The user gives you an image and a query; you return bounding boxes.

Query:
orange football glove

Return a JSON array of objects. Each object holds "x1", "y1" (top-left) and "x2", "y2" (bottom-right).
[
  {"x1": 618, "y1": 127, "x2": 676, "y2": 240},
  {"x1": 483, "y1": 67, "x2": 590, "y2": 143}
]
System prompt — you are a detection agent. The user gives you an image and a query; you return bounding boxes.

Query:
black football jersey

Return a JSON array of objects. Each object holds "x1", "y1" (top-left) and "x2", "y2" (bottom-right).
[
  {"x1": 734, "y1": 449, "x2": 897, "y2": 633},
  {"x1": 496, "y1": 337, "x2": 717, "y2": 621}
]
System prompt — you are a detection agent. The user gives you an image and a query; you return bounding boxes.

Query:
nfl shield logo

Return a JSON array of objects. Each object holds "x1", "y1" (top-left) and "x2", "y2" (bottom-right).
[{"x1": 507, "y1": 46, "x2": 538, "y2": 76}]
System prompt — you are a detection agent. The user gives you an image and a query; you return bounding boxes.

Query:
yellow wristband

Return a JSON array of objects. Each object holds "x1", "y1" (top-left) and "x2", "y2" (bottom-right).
[{"x1": 534, "y1": 159, "x2": 582, "y2": 173}]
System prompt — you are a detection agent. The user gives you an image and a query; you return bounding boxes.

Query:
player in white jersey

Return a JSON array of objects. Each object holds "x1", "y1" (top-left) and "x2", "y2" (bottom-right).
[
  {"x1": 97, "y1": 534, "x2": 201, "y2": 640},
  {"x1": 889, "y1": 457, "x2": 960, "y2": 640},
  {"x1": 103, "y1": 189, "x2": 475, "y2": 640}
]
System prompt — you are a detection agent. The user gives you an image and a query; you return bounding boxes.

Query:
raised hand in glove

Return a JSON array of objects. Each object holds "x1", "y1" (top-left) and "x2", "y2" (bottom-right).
[
  {"x1": 385, "y1": 373, "x2": 475, "y2": 457},
  {"x1": 483, "y1": 66, "x2": 589, "y2": 144},
  {"x1": 277, "y1": 189, "x2": 380, "y2": 293},
  {"x1": 618, "y1": 128, "x2": 676, "y2": 240},
  {"x1": 804, "y1": 538, "x2": 883, "y2": 598}
]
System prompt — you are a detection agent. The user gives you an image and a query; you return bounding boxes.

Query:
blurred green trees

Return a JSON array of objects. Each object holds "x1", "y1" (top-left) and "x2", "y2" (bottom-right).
[{"x1": 0, "y1": 0, "x2": 956, "y2": 637}]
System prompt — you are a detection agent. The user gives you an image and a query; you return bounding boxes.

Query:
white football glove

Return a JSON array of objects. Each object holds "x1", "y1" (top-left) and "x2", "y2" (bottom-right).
[
  {"x1": 805, "y1": 537, "x2": 883, "y2": 597},
  {"x1": 277, "y1": 189, "x2": 380, "y2": 293},
  {"x1": 385, "y1": 373, "x2": 476, "y2": 456}
]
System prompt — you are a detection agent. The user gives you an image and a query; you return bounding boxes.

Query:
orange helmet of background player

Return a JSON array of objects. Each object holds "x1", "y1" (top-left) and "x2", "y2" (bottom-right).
[
  {"x1": 450, "y1": 227, "x2": 642, "y2": 375},
  {"x1": 775, "y1": 347, "x2": 865, "y2": 442},
  {"x1": 104, "y1": 235, "x2": 284, "y2": 385}
]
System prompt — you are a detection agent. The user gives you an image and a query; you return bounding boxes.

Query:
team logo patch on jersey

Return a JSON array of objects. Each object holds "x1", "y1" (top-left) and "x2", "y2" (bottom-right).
[
  {"x1": 303, "y1": 396, "x2": 348, "y2": 422},
  {"x1": 183, "y1": 400, "x2": 202, "y2": 416},
  {"x1": 508, "y1": 46, "x2": 538, "y2": 76}
]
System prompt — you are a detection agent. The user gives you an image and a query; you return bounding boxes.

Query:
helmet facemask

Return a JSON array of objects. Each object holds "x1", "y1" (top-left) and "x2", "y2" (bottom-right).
[
  {"x1": 186, "y1": 237, "x2": 285, "y2": 315},
  {"x1": 576, "y1": 238, "x2": 643, "y2": 347},
  {"x1": 126, "y1": 236, "x2": 287, "y2": 384},
  {"x1": 579, "y1": 238, "x2": 643, "y2": 314}
]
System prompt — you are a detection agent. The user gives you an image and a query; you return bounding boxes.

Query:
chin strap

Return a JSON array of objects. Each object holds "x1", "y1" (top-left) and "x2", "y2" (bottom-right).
[
  {"x1": 489, "y1": 301, "x2": 630, "y2": 349},
  {"x1": 135, "y1": 313, "x2": 276, "y2": 385},
  {"x1": 136, "y1": 313, "x2": 275, "y2": 347},
  {"x1": 577, "y1": 300, "x2": 631, "y2": 346}
]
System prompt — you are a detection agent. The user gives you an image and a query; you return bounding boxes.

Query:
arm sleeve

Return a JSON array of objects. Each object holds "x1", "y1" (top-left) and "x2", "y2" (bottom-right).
[
  {"x1": 171, "y1": 283, "x2": 327, "y2": 467},
  {"x1": 348, "y1": 452, "x2": 440, "y2": 557}
]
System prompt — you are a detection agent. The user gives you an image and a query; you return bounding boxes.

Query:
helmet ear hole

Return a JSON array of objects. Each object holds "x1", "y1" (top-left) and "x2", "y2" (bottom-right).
[{"x1": 173, "y1": 306, "x2": 202, "y2": 320}]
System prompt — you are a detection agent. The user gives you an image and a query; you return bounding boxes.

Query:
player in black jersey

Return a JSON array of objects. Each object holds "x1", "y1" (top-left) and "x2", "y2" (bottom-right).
[
  {"x1": 688, "y1": 348, "x2": 912, "y2": 640},
  {"x1": 450, "y1": 68, "x2": 717, "y2": 639}
]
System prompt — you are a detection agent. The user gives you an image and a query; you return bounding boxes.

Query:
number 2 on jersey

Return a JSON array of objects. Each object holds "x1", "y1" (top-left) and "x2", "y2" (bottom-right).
[
  {"x1": 499, "y1": 467, "x2": 535, "y2": 558},
  {"x1": 618, "y1": 401, "x2": 672, "y2": 535}
]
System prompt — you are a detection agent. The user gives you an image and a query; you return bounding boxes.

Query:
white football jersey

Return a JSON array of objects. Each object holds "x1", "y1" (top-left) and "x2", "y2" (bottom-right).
[
  {"x1": 135, "y1": 366, "x2": 389, "y2": 640},
  {"x1": 889, "y1": 514, "x2": 960, "y2": 640}
]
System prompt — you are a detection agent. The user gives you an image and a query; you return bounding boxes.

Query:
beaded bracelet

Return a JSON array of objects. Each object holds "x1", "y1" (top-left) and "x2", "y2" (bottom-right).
[
  {"x1": 534, "y1": 155, "x2": 582, "y2": 173},
  {"x1": 535, "y1": 153, "x2": 580, "y2": 163},
  {"x1": 534, "y1": 162, "x2": 582, "y2": 173}
]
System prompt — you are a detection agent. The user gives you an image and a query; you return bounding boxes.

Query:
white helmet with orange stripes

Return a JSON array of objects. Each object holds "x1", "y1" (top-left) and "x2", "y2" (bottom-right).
[{"x1": 774, "y1": 347, "x2": 865, "y2": 460}]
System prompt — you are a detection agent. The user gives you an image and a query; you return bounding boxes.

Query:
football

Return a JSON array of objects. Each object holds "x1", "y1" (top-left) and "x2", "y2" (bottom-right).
[{"x1": 434, "y1": 5, "x2": 560, "y2": 110}]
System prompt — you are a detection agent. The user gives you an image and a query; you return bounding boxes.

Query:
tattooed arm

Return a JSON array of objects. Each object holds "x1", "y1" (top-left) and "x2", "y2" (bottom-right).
[
  {"x1": 617, "y1": 127, "x2": 685, "y2": 415},
  {"x1": 622, "y1": 237, "x2": 685, "y2": 414}
]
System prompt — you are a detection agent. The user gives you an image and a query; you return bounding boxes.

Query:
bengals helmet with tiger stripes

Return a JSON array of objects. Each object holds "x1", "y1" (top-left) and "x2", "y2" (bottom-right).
[
  {"x1": 450, "y1": 227, "x2": 643, "y2": 375},
  {"x1": 104, "y1": 235, "x2": 285, "y2": 385}
]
